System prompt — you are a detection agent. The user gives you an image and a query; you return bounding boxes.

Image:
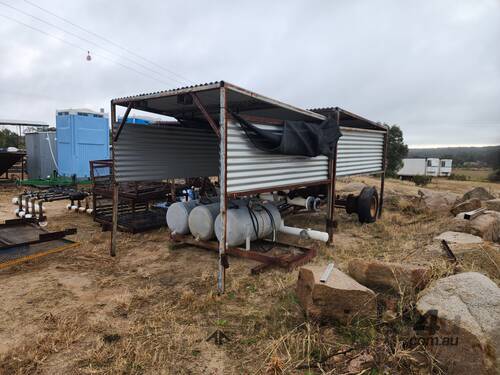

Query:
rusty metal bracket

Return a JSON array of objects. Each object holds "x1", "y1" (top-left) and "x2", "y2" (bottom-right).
[
  {"x1": 190, "y1": 92, "x2": 220, "y2": 138},
  {"x1": 113, "y1": 102, "x2": 133, "y2": 143}
]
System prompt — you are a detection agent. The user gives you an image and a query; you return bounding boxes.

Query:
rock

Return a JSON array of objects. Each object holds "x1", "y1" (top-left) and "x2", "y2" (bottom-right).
[
  {"x1": 485, "y1": 199, "x2": 500, "y2": 212},
  {"x1": 416, "y1": 272, "x2": 500, "y2": 375},
  {"x1": 348, "y1": 259, "x2": 430, "y2": 293},
  {"x1": 418, "y1": 189, "x2": 460, "y2": 211},
  {"x1": 435, "y1": 231, "x2": 483, "y2": 244},
  {"x1": 462, "y1": 187, "x2": 495, "y2": 202},
  {"x1": 434, "y1": 231, "x2": 484, "y2": 256},
  {"x1": 452, "y1": 211, "x2": 500, "y2": 242},
  {"x1": 296, "y1": 265, "x2": 377, "y2": 324},
  {"x1": 451, "y1": 198, "x2": 482, "y2": 216}
]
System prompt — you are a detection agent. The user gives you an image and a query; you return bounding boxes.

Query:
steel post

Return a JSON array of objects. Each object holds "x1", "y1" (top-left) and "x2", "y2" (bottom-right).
[
  {"x1": 378, "y1": 129, "x2": 388, "y2": 218},
  {"x1": 218, "y1": 84, "x2": 228, "y2": 293},
  {"x1": 110, "y1": 103, "x2": 118, "y2": 257},
  {"x1": 326, "y1": 109, "x2": 339, "y2": 245}
]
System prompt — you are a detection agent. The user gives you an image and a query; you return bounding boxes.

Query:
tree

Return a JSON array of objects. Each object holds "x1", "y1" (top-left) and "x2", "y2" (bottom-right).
[
  {"x1": 0, "y1": 128, "x2": 20, "y2": 148},
  {"x1": 386, "y1": 125, "x2": 408, "y2": 177}
]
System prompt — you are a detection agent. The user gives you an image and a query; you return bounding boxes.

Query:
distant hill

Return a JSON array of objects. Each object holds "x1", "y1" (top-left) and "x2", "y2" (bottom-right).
[{"x1": 408, "y1": 145, "x2": 500, "y2": 167}]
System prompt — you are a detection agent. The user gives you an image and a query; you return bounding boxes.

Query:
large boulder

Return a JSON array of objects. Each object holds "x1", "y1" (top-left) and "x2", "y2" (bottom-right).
[
  {"x1": 296, "y1": 265, "x2": 377, "y2": 324},
  {"x1": 452, "y1": 211, "x2": 500, "y2": 242},
  {"x1": 348, "y1": 259, "x2": 430, "y2": 293},
  {"x1": 416, "y1": 272, "x2": 500, "y2": 375},
  {"x1": 451, "y1": 198, "x2": 482, "y2": 216},
  {"x1": 417, "y1": 189, "x2": 460, "y2": 211},
  {"x1": 485, "y1": 199, "x2": 500, "y2": 212},
  {"x1": 462, "y1": 187, "x2": 495, "y2": 202},
  {"x1": 435, "y1": 231, "x2": 484, "y2": 244}
]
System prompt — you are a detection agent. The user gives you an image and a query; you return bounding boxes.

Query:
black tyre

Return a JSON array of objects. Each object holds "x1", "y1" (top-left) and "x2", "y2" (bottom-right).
[{"x1": 357, "y1": 186, "x2": 379, "y2": 223}]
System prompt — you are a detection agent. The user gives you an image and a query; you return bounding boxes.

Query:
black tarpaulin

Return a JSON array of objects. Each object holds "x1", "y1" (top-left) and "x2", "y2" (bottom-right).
[{"x1": 229, "y1": 111, "x2": 342, "y2": 158}]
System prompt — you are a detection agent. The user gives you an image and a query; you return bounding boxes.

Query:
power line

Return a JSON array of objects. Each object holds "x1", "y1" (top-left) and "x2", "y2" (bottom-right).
[
  {"x1": 23, "y1": 0, "x2": 194, "y2": 84},
  {"x1": 0, "y1": 12, "x2": 173, "y2": 86},
  {"x1": 0, "y1": 0, "x2": 186, "y2": 85}
]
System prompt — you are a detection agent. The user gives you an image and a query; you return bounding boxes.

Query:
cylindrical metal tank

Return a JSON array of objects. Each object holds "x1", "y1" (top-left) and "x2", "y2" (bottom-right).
[
  {"x1": 25, "y1": 132, "x2": 57, "y2": 179},
  {"x1": 187, "y1": 199, "x2": 245, "y2": 240},
  {"x1": 166, "y1": 200, "x2": 199, "y2": 234},
  {"x1": 214, "y1": 202, "x2": 281, "y2": 247},
  {"x1": 188, "y1": 202, "x2": 220, "y2": 240}
]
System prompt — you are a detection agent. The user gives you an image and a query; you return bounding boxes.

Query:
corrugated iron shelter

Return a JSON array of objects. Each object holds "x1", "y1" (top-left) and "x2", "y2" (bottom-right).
[{"x1": 110, "y1": 81, "x2": 388, "y2": 292}]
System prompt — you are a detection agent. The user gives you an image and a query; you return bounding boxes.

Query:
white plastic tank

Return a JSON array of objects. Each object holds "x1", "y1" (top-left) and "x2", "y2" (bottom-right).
[
  {"x1": 188, "y1": 202, "x2": 220, "y2": 240},
  {"x1": 166, "y1": 200, "x2": 199, "y2": 234},
  {"x1": 214, "y1": 202, "x2": 281, "y2": 247}
]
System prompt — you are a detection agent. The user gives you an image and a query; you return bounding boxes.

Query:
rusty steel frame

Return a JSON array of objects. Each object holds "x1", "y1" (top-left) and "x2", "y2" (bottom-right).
[
  {"x1": 170, "y1": 233, "x2": 316, "y2": 275},
  {"x1": 229, "y1": 179, "x2": 331, "y2": 198}
]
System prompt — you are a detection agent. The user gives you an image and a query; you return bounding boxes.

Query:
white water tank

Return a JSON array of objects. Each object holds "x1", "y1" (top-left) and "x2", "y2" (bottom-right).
[
  {"x1": 214, "y1": 202, "x2": 281, "y2": 247},
  {"x1": 166, "y1": 200, "x2": 199, "y2": 234},
  {"x1": 188, "y1": 202, "x2": 220, "y2": 240}
]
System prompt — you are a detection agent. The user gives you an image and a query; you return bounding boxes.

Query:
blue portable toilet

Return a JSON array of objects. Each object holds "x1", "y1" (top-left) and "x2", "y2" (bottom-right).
[{"x1": 56, "y1": 108, "x2": 109, "y2": 178}]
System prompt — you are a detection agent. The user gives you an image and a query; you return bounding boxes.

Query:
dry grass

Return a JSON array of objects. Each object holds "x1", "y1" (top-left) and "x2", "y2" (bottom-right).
[
  {"x1": 453, "y1": 167, "x2": 493, "y2": 181},
  {"x1": 0, "y1": 177, "x2": 498, "y2": 374}
]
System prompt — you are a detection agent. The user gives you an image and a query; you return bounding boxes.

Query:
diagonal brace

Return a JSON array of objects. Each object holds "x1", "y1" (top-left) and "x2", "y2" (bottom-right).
[
  {"x1": 113, "y1": 102, "x2": 133, "y2": 142},
  {"x1": 190, "y1": 92, "x2": 220, "y2": 138}
]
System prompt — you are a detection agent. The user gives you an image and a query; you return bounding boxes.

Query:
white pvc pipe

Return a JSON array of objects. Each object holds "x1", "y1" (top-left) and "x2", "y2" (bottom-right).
[
  {"x1": 287, "y1": 196, "x2": 319, "y2": 211},
  {"x1": 279, "y1": 221, "x2": 329, "y2": 242}
]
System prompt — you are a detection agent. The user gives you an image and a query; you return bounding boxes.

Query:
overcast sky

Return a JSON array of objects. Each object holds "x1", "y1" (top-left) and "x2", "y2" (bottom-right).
[{"x1": 0, "y1": 0, "x2": 499, "y2": 147}]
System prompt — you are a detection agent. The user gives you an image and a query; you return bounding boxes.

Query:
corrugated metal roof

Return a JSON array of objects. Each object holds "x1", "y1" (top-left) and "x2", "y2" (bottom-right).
[
  {"x1": 112, "y1": 81, "x2": 325, "y2": 123},
  {"x1": 309, "y1": 107, "x2": 387, "y2": 131},
  {"x1": 112, "y1": 81, "x2": 221, "y2": 103}
]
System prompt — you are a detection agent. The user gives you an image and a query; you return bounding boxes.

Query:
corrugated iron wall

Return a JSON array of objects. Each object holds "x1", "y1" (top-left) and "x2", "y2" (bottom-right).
[
  {"x1": 336, "y1": 128, "x2": 385, "y2": 176},
  {"x1": 114, "y1": 122, "x2": 384, "y2": 185},
  {"x1": 227, "y1": 121, "x2": 385, "y2": 193},
  {"x1": 227, "y1": 121, "x2": 328, "y2": 193},
  {"x1": 114, "y1": 124, "x2": 219, "y2": 182}
]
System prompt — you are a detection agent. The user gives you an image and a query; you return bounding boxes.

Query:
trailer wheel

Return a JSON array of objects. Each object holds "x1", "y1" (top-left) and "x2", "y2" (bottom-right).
[{"x1": 357, "y1": 186, "x2": 379, "y2": 223}]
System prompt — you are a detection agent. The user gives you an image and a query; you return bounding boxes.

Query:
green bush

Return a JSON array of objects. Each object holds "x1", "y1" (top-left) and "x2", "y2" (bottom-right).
[
  {"x1": 448, "y1": 173, "x2": 469, "y2": 181},
  {"x1": 413, "y1": 175, "x2": 432, "y2": 186},
  {"x1": 488, "y1": 169, "x2": 500, "y2": 182}
]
